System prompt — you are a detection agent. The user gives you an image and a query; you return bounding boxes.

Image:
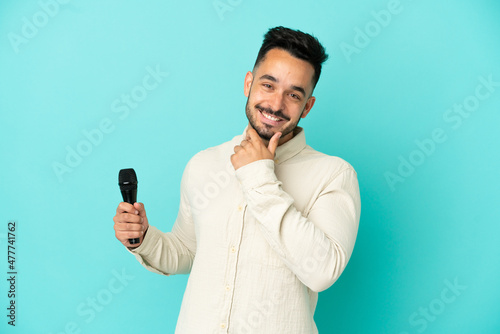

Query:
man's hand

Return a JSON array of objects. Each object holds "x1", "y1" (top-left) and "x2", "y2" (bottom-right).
[
  {"x1": 113, "y1": 202, "x2": 149, "y2": 248},
  {"x1": 231, "y1": 128, "x2": 281, "y2": 170}
]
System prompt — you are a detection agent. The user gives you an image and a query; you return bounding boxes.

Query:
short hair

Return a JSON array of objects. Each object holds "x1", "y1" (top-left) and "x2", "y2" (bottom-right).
[{"x1": 253, "y1": 26, "x2": 328, "y2": 90}]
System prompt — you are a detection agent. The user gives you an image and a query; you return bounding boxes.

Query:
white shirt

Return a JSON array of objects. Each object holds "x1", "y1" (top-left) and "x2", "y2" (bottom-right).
[{"x1": 129, "y1": 126, "x2": 361, "y2": 333}]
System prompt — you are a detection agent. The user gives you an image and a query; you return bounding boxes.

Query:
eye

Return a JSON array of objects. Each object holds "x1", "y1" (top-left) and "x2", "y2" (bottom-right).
[
  {"x1": 263, "y1": 83, "x2": 272, "y2": 89},
  {"x1": 290, "y1": 93, "x2": 301, "y2": 100}
]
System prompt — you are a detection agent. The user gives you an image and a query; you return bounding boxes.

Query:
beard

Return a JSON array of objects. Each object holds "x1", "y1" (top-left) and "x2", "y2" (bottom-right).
[{"x1": 245, "y1": 98, "x2": 303, "y2": 141}]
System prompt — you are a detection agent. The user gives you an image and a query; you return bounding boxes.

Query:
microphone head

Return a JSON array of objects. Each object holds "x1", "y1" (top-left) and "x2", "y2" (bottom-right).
[{"x1": 119, "y1": 168, "x2": 138, "y2": 191}]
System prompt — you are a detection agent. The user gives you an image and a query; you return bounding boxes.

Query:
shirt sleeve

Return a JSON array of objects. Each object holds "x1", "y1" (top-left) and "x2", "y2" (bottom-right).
[
  {"x1": 235, "y1": 159, "x2": 361, "y2": 292},
  {"x1": 127, "y1": 160, "x2": 197, "y2": 276}
]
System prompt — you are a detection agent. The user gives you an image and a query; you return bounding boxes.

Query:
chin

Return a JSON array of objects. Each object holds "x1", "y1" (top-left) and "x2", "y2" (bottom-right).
[{"x1": 253, "y1": 125, "x2": 274, "y2": 141}]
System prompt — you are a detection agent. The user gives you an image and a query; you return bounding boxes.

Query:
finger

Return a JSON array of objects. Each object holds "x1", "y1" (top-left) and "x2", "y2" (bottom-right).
[
  {"x1": 268, "y1": 132, "x2": 282, "y2": 156},
  {"x1": 234, "y1": 145, "x2": 243, "y2": 153},
  {"x1": 134, "y1": 202, "x2": 147, "y2": 218},
  {"x1": 240, "y1": 139, "x2": 249, "y2": 147},
  {"x1": 115, "y1": 221, "x2": 143, "y2": 232},
  {"x1": 246, "y1": 128, "x2": 262, "y2": 143},
  {"x1": 115, "y1": 228, "x2": 144, "y2": 242},
  {"x1": 115, "y1": 212, "x2": 141, "y2": 224},
  {"x1": 117, "y1": 202, "x2": 138, "y2": 215}
]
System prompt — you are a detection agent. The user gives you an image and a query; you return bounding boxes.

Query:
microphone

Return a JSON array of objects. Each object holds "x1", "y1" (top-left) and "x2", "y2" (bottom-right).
[{"x1": 118, "y1": 168, "x2": 139, "y2": 245}]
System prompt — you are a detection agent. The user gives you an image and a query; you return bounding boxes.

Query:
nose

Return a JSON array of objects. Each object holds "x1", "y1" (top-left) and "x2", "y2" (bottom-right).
[{"x1": 267, "y1": 91, "x2": 285, "y2": 112}]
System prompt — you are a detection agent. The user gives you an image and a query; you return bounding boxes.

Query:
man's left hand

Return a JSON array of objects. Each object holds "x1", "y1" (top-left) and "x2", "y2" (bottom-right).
[{"x1": 231, "y1": 128, "x2": 281, "y2": 170}]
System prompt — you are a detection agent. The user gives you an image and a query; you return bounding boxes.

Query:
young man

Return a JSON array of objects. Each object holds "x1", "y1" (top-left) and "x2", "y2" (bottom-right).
[{"x1": 113, "y1": 26, "x2": 361, "y2": 333}]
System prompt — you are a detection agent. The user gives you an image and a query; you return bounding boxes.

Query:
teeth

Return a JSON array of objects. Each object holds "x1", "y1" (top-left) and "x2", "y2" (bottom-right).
[{"x1": 261, "y1": 111, "x2": 281, "y2": 122}]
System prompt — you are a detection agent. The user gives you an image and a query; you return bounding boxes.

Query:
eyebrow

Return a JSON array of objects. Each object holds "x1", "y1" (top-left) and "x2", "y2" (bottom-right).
[{"x1": 258, "y1": 74, "x2": 307, "y2": 97}]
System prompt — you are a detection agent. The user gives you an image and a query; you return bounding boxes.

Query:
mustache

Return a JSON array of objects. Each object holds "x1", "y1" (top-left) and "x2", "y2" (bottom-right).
[{"x1": 256, "y1": 104, "x2": 290, "y2": 121}]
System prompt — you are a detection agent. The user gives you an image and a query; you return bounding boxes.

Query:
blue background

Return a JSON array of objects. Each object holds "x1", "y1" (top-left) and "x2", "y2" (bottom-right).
[{"x1": 1, "y1": 0, "x2": 499, "y2": 333}]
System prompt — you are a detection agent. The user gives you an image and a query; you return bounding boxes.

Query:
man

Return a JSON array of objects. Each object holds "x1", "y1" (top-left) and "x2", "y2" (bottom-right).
[{"x1": 113, "y1": 26, "x2": 361, "y2": 333}]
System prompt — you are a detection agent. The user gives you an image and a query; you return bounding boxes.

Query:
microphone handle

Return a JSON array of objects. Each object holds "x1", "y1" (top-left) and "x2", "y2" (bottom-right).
[{"x1": 121, "y1": 189, "x2": 140, "y2": 244}]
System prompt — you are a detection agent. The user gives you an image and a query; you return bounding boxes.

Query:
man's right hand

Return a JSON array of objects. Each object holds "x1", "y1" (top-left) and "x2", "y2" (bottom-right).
[{"x1": 113, "y1": 202, "x2": 149, "y2": 248}]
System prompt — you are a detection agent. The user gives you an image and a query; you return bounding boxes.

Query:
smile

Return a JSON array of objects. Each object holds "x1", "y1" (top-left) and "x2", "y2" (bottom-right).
[{"x1": 258, "y1": 108, "x2": 284, "y2": 123}]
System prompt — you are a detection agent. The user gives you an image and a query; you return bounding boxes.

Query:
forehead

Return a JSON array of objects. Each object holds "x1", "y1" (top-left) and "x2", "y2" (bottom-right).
[{"x1": 254, "y1": 48, "x2": 315, "y2": 94}]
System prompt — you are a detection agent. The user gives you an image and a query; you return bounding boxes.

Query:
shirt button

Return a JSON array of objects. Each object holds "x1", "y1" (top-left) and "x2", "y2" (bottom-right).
[
  {"x1": 230, "y1": 246, "x2": 236, "y2": 253},
  {"x1": 274, "y1": 158, "x2": 279, "y2": 164},
  {"x1": 225, "y1": 285, "x2": 231, "y2": 291},
  {"x1": 237, "y1": 205, "x2": 242, "y2": 211},
  {"x1": 220, "y1": 323, "x2": 226, "y2": 329}
]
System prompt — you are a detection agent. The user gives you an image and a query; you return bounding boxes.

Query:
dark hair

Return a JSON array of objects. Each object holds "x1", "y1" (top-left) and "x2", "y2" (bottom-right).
[{"x1": 253, "y1": 26, "x2": 328, "y2": 90}]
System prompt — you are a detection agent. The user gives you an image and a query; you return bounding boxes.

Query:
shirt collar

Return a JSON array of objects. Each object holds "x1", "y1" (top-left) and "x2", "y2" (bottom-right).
[{"x1": 240, "y1": 125, "x2": 307, "y2": 165}]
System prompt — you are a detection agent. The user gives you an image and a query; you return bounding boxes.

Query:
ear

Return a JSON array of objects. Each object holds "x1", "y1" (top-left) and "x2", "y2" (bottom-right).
[
  {"x1": 300, "y1": 96, "x2": 316, "y2": 118},
  {"x1": 244, "y1": 71, "x2": 253, "y2": 97}
]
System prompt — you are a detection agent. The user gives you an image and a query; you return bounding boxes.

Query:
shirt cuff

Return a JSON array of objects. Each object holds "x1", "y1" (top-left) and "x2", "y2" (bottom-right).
[
  {"x1": 126, "y1": 225, "x2": 161, "y2": 257},
  {"x1": 235, "y1": 159, "x2": 278, "y2": 191}
]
